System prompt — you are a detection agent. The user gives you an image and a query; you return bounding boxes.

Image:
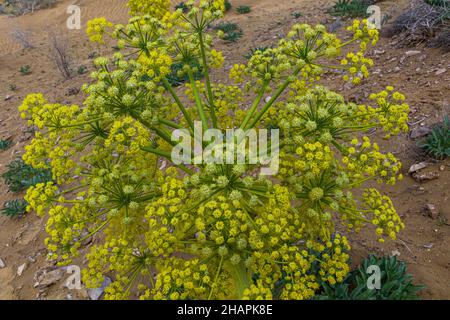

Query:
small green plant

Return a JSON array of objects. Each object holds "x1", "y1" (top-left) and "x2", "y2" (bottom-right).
[
  {"x1": 292, "y1": 11, "x2": 303, "y2": 18},
  {"x1": 1, "y1": 158, "x2": 53, "y2": 193},
  {"x1": 418, "y1": 115, "x2": 450, "y2": 159},
  {"x1": 224, "y1": 0, "x2": 232, "y2": 12},
  {"x1": 0, "y1": 138, "x2": 12, "y2": 151},
  {"x1": 236, "y1": 5, "x2": 251, "y2": 14},
  {"x1": 9, "y1": 84, "x2": 18, "y2": 91},
  {"x1": 316, "y1": 255, "x2": 424, "y2": 300},
  {"x1": 2, "y1": 199, "x2": 28, "y2": 217},
  {"x1": 214, "y1": 22, "x2": 243, "y2": 42},
  {"x1": 19, "y1": 65, "x2": 31, "y2": 75},
  {"x1": 329, "y1": 0, "x2": 371, "y2": 18},
  {"x1": 244, "y1": 46, "x2": 268, "y2": 59},
  {"x1": 425, "y1": 0, "x2": 449, "y2": 6},
  {"x1": 77, "y1": 65, "x2": 88, "y2": 75}
]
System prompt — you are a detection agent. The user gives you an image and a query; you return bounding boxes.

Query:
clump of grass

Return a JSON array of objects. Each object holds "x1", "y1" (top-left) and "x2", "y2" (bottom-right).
[
  {"x1": 77, "y1": 65, "x2": 87, "y2": 75},
  {"x1": 1, "y1": 159, "x2": 53, "y2": 193},
  {"x1": 236, "y1": 5, "x2": 251, "y2": 14},
  {"x1": 9, "y1": 84, "x2": 18, "y2": 91},
  {"x1": 418, "y1": 115, "x2": 450, "y2": 159},
  {"x1": 292, "y1": 11, "x2": 303, "y2": 18},
  {"x1": 224, "y1": 0, "x2": 232, "y2": 12},
  {"x1": 19, "y1": 65, "x2": 31, "y2": 75},
  {"x1": 213, "y1": 22, "x2": 243, "y2": 42},
  {"x1": 2, "y1": 199, "x2": 27, "y2": 217},
  {"x1": 0, "y1": 138, "x2": 13, "y2": 151},
  {"x1": 388, "y1": 0, "x2": 449, "y2": 49},
  {"x1": 244, "y1": 46, "x2": 269, "y2": 59},
  {"x1": 329, "y1": 0, "x2": 374, "y2": 18}
]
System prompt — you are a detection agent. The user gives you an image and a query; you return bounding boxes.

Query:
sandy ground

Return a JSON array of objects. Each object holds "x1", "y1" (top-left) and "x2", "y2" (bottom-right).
[{"x1": 0, "y1": 0, "x2": 449, "y2": 299}]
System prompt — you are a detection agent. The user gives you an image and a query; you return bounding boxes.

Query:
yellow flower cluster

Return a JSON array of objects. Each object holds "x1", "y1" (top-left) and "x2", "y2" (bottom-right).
[
  {"x1": 127, "y1": 0, "x2": 171, "y2": 19},
  {"x1": 17, "y1": 9, "x2": 408, "y2": 300},
  {"x1": 86, "y1": 17, "x2": 113, "y2": 43},
  {"x1": 363, "y1": 188, "x2": 405, "y2": 242},
  {"x1": 308, "y1": 234, "x2": 351, "y2": 285}
]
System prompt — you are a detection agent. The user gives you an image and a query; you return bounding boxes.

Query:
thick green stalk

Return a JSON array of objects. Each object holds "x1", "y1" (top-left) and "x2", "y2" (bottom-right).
[
  {"x1": 162, "y1": 77, "x2": 194, "y2": 132},
  {"x1": 198, "y1": 30, "x2": 218, "y2": 128},
  {"x1": 188, "y1": 69, "x2": 209, "y2": 131},
  {"x1": 240, "y1": 81, "x2": 269, "y2": 130},
  {"x1": 231, "y1": 262, "x2": 251, "y2": 299}
]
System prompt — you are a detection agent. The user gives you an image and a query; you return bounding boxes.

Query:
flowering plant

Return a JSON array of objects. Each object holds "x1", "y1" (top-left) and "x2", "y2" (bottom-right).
[{"x1": 19, "y1": 0, "x2": 409, "y2": 299}]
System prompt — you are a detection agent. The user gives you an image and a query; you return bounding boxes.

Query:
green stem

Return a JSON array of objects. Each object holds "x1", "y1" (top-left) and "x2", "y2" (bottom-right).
[
  {"x1": 246, "y1": 67, "x2": 301, "y2": 129},
  {"x1": 198, "y1": 30, "x2": 217, "y2": 128},
  {"x1": 231, "y1": 262, "x2": 250, "y2": 299},
  {"x1": 240, "y1": 81, "x2": 269, "y2": 129},
  {"x1": 162, "y1": 77, "x2": 194, "y2": 132},
  {"x1": 188, "y1": 69, "x2": 209, "y2": 131}
]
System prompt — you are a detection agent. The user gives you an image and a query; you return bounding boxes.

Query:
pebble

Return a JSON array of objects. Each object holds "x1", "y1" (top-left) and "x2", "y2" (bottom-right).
[
  {"x1": 435, "y1": 68, "x2": 446, "y2": 75},
  {"x1": 0, "y1": 257, "x2": 5, "y2": 268},
  {"x1": 409, "y1": 162, "x2": 428, "y2": 173},
  {"x1": 17, "y1": 263, "x2": 27, "y2": 276},
  {"x1": 425, "y1": 203, "x2": 440, "y2": 219}
]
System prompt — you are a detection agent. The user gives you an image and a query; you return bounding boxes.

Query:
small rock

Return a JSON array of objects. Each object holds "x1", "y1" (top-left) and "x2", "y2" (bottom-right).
[
  {"x1": 87, "y1": 276, "x2": 112, "y2": 300},
  {"x1": 27, "y1": 256, "x2": 36, "y2": 263},
  {"x1": 17, "y1": 263, "x2": 27, "y2": 276},
  {"x1": 34, "y1": 267, "x2": 65, "y2": 288},
  {"x1": 264, "y1": 96, "x2": 272, "y2": 103},
  {"x1": 0, "y1": 258, "x2": 5, "y2": 268},
  {"x1": 409, "y1": 162, "x2": 428, "y2": 173},
  {"x1": 425, "y1": 203, "x2": 439, "y2": 219},
  {"x1": 435, "y1": 68, "x2": 446, "y2": 76},
  {"x1": 410, "y1": 126, "x2": 431, "y2": 139},
  {"x1": 391, "y1": 250, "x2": 401, "y2": 257},
  {"x1": 412, "y1": 171, "x2": 439, "y2": 182},
  {"x1": 374, "y1": 49, "x2": 385, "y2": 55},
  {"x1": 405, "y1": 50, "x2": 421, "y2": 56},
  {"x1": 423, "y1": 243, "x2": 433, "y2": 249},
  {"x1": 4, "y1": 95, "x2": 13, "y2": 101},
  {"x1": 440, "y1": 165, "x2": 445, "y2": 171}
]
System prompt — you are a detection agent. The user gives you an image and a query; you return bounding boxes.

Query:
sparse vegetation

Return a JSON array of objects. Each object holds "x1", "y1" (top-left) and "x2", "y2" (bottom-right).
[
  {"x1": 236, "y1": 5, "x2": 251, "y2": 14},
  {"x1": 418, "y1": 115, "x2": 450, "y2": 159},
  {"x1": 244, "y1": 46, "x2": 268, "y2": 59},
  {"x1": 224, "y1": 0, "x2": 232, "y2": 12},
  {"x1": 10, "y1": 28, "x2": 33, "y2": 49},
  {"x1": 19, "y1": 65, "x2": 31, "y2": 75},
  {"x1": 315, "y1": 255, "x2": 424, "y2": 300},
  {"x1": 48, "y1": 32, "x2": 73, "y2": 79},
  {"x1": 9, "y1": 84, "x2": 18, "y2": 91},
  {"x1": 0, "y1": 138, "x2": 13, "y2": 151},
  {"x1": 1, "y1": 158, "x2": 53, "y2": 193},
  {"x1": 214, "y1": 22, "x2": 243, "y2": 42},
  {"x1": 329, "y1": 0, "x2": 374, "y2": 18},
  {"x1": 2, "y1": 199, "x2": 27, "y2": 217},
  {"x1": 389, "y1": 0, "x2": 450, "y2": 49},
  {"x1": 292, "y1": 11, "x2": 303, "y2": 18},
  {"x1": 1, "y1": 0, "x2": 59, "y2": 15},
  {"x1": 77, "y1": 65, "x2": 88, "y2": 75}
]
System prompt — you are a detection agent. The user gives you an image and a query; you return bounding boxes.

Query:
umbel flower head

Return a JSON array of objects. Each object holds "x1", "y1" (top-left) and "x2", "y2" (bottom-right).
[{"x1": 18, "y1": 0, "x2": 408, "y2": 300}]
